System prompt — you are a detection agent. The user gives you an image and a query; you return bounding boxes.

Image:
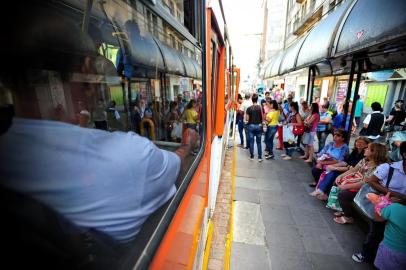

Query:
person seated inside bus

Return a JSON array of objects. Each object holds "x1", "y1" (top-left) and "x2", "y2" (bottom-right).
[{"x1": 0, "y1": 2, "x2": 201, "y2": 249}]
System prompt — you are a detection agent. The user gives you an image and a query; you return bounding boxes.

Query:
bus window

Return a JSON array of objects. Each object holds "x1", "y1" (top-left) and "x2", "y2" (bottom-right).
[{"x1": 0, "y1": 0, "x2": 203, "y2": 268}]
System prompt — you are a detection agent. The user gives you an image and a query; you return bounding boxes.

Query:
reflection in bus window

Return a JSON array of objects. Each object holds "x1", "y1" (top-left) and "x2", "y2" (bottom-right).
[{"x1": 0, "y1": 0, "x2": 203, "y2": 269}]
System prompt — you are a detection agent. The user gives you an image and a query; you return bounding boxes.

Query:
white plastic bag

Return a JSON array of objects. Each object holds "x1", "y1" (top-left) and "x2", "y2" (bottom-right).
[
  {"x1": 282, "y1": 125, "x2": 295, "y2": 143},
  {"x1": 171, "y1": 122, "x2": 182, "y2": 139}
]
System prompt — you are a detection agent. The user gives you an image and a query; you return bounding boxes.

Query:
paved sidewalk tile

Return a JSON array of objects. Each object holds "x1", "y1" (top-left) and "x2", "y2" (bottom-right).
[
  {"x1": 233, "y1": 201, "x2": 265, "y2": 245},
  {"x1": 230, "y1": 242, "x2": 270, "y2": 270},
  {"x1": 227, "y1": 139, "x2": 375, "y2": 270}
]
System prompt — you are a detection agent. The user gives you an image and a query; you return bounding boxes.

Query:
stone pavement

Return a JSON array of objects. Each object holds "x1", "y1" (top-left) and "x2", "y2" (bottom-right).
[{"x1": 229, "y1": 143, "x2": 375, "y2": 270}]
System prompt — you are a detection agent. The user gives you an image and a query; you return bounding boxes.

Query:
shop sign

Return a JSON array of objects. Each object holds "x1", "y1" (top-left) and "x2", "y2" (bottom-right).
[
  {"x1": 336, "y1": 81, "x2": 348, "y2": 103},
  {"x1": 179, "y1": 78, "x2": 189, "y2": 92}
]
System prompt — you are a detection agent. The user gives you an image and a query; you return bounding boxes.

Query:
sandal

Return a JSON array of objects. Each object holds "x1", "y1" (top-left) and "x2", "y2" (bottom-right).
[
  {"x1": 299, "y1": 155, "x2": 308, "y2": 159},
  {"x1": 333, "y1": 216, "x2": 354, "y2": 225},
  {"x1": 316, "y1": 193, "x2": 328, "y2": 201},
  {"x1": 333, "y1": 211, "x2": 344, "y2": 217}
]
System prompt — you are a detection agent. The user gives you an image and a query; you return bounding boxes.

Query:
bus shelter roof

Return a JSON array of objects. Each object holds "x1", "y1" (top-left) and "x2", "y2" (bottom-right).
[{"x1": 264, "y1": 0, "x2": 406, "y2": 77}]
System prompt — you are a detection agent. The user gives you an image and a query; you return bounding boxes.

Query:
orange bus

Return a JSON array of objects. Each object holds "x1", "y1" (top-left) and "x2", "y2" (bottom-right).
[{"x1": 0, "y1": 0, "x2": 238, "y2": 269}]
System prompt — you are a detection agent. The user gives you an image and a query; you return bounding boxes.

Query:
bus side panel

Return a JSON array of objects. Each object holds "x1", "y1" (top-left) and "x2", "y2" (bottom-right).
[
  {"x1": 150, "y1": 153, "x2": 209, "y2": 270},
  {"x1": 150, "y1": 8, "x2": 214, "y2": 270}
]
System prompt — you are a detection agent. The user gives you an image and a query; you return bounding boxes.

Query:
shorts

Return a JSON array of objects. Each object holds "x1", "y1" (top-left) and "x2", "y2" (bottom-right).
[{"x1": 302, "y1": 131, "x2": 316, "y2": 146}]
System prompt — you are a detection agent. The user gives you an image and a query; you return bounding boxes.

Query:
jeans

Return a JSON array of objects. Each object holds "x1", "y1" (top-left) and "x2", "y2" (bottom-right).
[
  {"x1": 318, "y1": 171, "x2": 340, "y2": 193},
  {"x1": 237, "y1": 118, "x2": 244, "y2": 145},
  {"x1": 317, "y1": 131, "x2": 329, "y2": 152},
  {"x1": 244, "y1": 123, "x2": 249, "y2": 147},
  {"x1": 265, "y1": 126, "x2": 278, "y2": 155},
  {"x1": 248, "y1": 124, "x2": 263, "y2": 159}
]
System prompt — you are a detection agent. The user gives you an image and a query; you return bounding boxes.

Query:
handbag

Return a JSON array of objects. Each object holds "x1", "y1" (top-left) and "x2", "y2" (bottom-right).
[
  {"x1": 293, "y1": 125, "x2": 305, "y2": 136},
  {"x1": 326, "y1": 186, "x2": 342, "y2": 211},
  {"x1": 353, "y1": 166, "x2": 394, "y2": 219}
]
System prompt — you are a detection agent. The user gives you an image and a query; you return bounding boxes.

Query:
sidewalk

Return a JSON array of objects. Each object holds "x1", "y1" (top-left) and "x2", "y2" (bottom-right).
[{"x1": 229, "y1": 143, "x2": 374, "y2": 270}]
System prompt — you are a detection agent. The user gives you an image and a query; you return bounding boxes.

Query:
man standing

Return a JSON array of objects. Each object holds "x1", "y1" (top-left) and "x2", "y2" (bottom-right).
[{"x1": 245, "y1": 93, "x2": 263, "y2": 161}]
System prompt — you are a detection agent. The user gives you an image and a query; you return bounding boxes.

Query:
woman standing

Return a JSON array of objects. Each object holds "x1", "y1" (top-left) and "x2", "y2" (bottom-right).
[
  {"x1": 181, "y1": 99, "x2": 199, "y2": 130},
  {"x1": 264, "y1": 100, "x2": 279, "y2": 159},
  {"x1": 301, "y1": 103, "x2": 320, "y2": 162},
  {"x1": 282, "y1": 102, "x2": 303, "y2": 160}
]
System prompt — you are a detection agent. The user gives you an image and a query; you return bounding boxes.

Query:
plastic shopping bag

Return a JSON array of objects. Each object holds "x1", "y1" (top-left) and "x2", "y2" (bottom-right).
[
  {"x1": 171, "y1": 122, "x2": 182, "y2": 139},
  {"x1": 326, "y1": 186, "x2": 342, "y2": 211},
  {"x1": 282, "y1": 125, "x2": 295, "y2": 144},
  {"x1": 353, "y1": 184, "x2": 376, "y2": 219}
]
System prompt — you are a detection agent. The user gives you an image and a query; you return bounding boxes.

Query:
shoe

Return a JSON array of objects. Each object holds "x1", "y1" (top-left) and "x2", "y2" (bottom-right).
[
  {"x1": 258, "y1": 159, "x2": 263, "y2": 162},
  {"x1": 352, "y1": 252, "x2": 365, "y2": 263},
  {"x1": 244, "y1": 147, "x2": 249, "y2": 149},
  {"x1": 282, "y1": 156, "x2": 292, "y2": 160},
  {"x1": 249, "y1": 156, "x2": 254, "y2": 161},
  {"x1": 309, "y1": 189, "x2": 322, "y2": 197},
  {"x1": 276, "y1": 147, "x2": 283, "y2": 150},
  {"x1": 281, "y1": 154, "x2": 287, "y2": 157},
  {"x1": 334, "y1": 216, "x2": 354, "y2": 225}
]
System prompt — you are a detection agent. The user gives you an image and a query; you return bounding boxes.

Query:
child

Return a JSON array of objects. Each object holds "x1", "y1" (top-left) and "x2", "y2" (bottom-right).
[{"x1": 372, "y1": 196, "x2": 406, "y2": 270}]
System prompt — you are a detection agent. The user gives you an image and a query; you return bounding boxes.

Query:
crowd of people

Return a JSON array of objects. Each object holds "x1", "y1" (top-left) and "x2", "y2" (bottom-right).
[{"x1": 236, "y1": 88, "x2": 406, "y2": 269}]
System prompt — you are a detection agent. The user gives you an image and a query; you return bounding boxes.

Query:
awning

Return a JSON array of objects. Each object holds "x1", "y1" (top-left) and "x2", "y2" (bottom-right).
[
  {"x1": 296, "y1": 0, "x2": 353, "y2": 69},
  {"x1": 279, "y1": 34, "x2": 308, "y2": 74},
  {"x1": 269, "y1": 52, "x2": 285, "y2": 77},
  {"x1": 192, "y1": 60, "x2": 202, "y2": 80},
  {"x1": 179, "y1": 54, "x2": 197, "y2": 78},
  {"x1": 124, "y1": 21, "x2": 165, "y2": 71},
  {"x1": 263, "y1": 0, "x2": 406, "y2": 77},
  {"x1": 334, "y1": 0, "x2": 406, "y2": 57},
  {"x1": 154, "y1": 38, "x2": 186, "y2": 76}
]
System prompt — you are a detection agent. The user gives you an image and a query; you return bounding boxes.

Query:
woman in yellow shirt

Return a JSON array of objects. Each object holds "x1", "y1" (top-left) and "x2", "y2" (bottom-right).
[
  {"x1": 265, "y1": 100, "x2": 280, "y2": 159},
  {"x1": 181, "y1": 99, "x2": 199, "y2": 130}
]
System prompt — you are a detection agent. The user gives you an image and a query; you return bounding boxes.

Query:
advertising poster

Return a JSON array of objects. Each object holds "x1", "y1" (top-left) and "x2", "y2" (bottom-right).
[{"x1": 336, "y1": 81, "x2": 348, "y2": 103}]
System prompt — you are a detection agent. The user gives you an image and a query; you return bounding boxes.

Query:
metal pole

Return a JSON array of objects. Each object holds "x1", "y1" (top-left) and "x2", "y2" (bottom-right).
[
  {"x1": 343, "y1": 59, "x2": 356, "y2": 129},
  {"x1": 306, "y1": 67, "x2": 312, "y2": 103},
  {"x1": 308, "y1": 67, "x2": 315, "y2": 103},
  {"x1": 347, "y1": 59, "x2": 362, "y2": 142}
]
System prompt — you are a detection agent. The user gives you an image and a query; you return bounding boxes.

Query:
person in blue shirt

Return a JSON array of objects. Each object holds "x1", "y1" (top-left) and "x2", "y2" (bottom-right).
[
  {"x1": 317, "y1": 104, "x2": 332, "y2": 151},
  {"x1": 354, "y1": 95, "x2": 364, "y2": 127}
]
